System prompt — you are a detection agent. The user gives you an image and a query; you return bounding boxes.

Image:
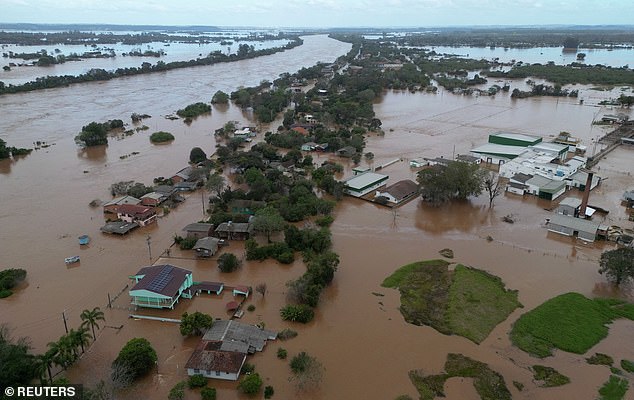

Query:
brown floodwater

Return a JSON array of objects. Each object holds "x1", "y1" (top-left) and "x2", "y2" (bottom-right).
[{"x1": 2, "y1": 35, "x2": 634, "y2": 399}]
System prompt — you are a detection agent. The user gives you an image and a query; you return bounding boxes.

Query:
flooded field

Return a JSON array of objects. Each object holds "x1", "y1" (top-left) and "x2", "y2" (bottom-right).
[{"x1": 2, "y1": 34, "x2": 634, "y2": 399}]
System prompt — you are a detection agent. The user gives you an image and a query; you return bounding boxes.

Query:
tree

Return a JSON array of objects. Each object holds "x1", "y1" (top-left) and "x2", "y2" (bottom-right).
[
  {"x1": 69, "y1": 327, "x2": 91, "y2": 354},
  {"x1": 417, "y1": 161, "x2": 485, "y2": 206},
  {"x1": 111, "y1": 338, "x2": 157, "y2": 385},
  {"x1": 217, "y1": 253, "x2": 240, "y2": 273},
  {"x1": 75, "y1": 122, "x2": 108, "y2": 147},
  {"x1": 253, "y1": 207, "x2": 286, "y2": 242},
  {"x1": 211, "y1": 90, "x2": 229, "y2": 104},
  {"x1": 598, "y1": 248, "x2": 634, "y2": 286},
  {"x1": 238, "y1": 372, "x2": 262, "y2": 395},
  {"x1": 168, "y1": 381, "x2": 186, "y2": 400},
  {"x1": 483, "y1": 171, "x2": 502, "y2": 208},
  {"x1": 0, "y1": 139, "x2": 10, "y2": 159},
  {"x1": 563, "y1": 36, "x2": 579, "y2": 49},
  {"x1": 201, "y1": 387, "x2": 217, "y2": 400},
  {"x1": 206, "y1": 173, "x2": 225, "y2": 199},
  {"x1": 80, "y1": 307, "x2": 105, "y2": 340},
  {"x1": 256, "y1": 283, "x2": 267, "y2": 297},
  {"x1": 190, "y1": 147, "x2": 207, "y2": 164},
  {"x1": 180, "y1": 312, "x2": 214, "y2": 336},
  {"x1": 0, "y1": 324, "x2": 38, "y2": 387}
]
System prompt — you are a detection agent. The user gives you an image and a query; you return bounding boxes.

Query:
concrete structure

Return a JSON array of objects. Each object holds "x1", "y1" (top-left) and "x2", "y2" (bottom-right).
[
  {"x1": 470, "y1": 143, "x2": 529, "y2": 164},
  {"x1": 129, "y1": 265, "x2": 193, "y2": 309},
  {"x1": 344, "y1": 172, "x2": 389, "y2": 198},
  {"x1": 194, "y1": 237, "x2": 221, "y2": 257},
  {"x1": 556, "y1": 197, "x2": 596, "y2": 218},
  {"x1": 499, "y1": 148, "x2": 585, "y2": 182},
  {"x1": 546, "y1": 214, "x2": 601, "y2": 242},
  {"x1": 352, "y1": 166, "x2": 370, "y2": 176},
  {"x1": 374, "y1": 180, "x2": 419, "y2": 205},
  {"x1": 568, "y1": 171, "x2": 601, "y2": 191}
]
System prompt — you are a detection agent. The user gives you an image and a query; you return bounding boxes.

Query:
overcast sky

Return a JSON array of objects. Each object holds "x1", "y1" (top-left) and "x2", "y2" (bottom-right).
[{"x1": 1, "y1": 0, "x2": 633, "y2": 27}]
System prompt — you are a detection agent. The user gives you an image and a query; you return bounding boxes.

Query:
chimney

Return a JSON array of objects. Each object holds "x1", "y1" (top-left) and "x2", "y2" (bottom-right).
[{"x1": 579, "y1": 171, "x2": 593, "y2": 218}]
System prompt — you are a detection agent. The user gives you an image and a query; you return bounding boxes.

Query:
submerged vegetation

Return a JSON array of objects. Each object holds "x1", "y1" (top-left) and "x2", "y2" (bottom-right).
[
  {"x1": 409, "y1": 353, "x2": 512, "y2": 400},
  {"x1": 382, "y1": 260, "x2": 520, "y2": 343},
  {"x1": 149, "y1": 131, "x2": 175, "y2": 143},
  {"x1": 531, "y1": 365, "x2": 570, "y2": 387},
  {"x1": 510, "y1": 293, "x2": 634, "y2": 358},
  {"x1": 0, "y1": 268, "x2": 27, "y2": 298}
]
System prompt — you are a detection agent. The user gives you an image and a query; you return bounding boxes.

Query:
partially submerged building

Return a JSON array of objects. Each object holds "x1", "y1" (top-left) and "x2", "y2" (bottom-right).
[
  {"x1": 182, "y1": 223, "x2": 215, "y2": 239},
  {"x1": 129, "y1": 265, "x2": 193, "y2": 309},
  {"x1": 185, "y1": 320, "x2": 277, "y2": 381},
  {"x1": 374, "y1": 180, "x2": 419, "y2": 205},
  {"x1": 194, "y1": 237, "x2": 220, "y2": 258},
  {"x1": 117, "y1": 204, "x2": 157, "y2": 226},
  {"x1": 215, "y1": 221, "x2": 253, "y2": 240},
  {"x1": 343, "y1": 172, "x2": 389, "y2": 198},
  {"x1": 103, "y1": 195, "x2": 141, "y2": 214},
  {"x1": 546, "y1": 214, "x2": 602, "y2": 242}
]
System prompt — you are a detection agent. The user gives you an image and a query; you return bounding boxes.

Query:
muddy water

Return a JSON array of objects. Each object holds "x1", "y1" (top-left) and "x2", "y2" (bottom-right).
[{"x1": 2, "y1": 35, "x2": 634, "y2": 399}]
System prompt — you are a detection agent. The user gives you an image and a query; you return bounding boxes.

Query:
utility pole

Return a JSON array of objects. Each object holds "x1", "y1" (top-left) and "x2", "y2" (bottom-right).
[
  {"x1": 146, "y1": 235, "x2": 152, "y2": 264},
  {"x1": 201, "y1": 190, "x2": 205, "y2": 216},
  {"x1": 62, "y1": 310, "x2": 68, "y2": 334}
]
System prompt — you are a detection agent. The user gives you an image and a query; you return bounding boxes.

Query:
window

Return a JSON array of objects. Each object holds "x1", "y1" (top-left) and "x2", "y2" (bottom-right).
[
  {"x1": 194, "y1": 369, "x2": 200, "y2": 374},
  {"x1": 215, "y1": 371, "x2": 220, "y2": 376}
]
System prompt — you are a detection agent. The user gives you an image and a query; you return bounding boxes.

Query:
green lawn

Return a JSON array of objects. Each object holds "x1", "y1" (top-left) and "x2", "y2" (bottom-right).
[
  {"x1": 409, "y1": 353, "x2": 511, "y2": 400},
  {"x1": 510, "y1": 293, "x2": 634, "y2": 358},
  {"x1": 383, "y1": 260, "x2": 521, "y2": 343}
]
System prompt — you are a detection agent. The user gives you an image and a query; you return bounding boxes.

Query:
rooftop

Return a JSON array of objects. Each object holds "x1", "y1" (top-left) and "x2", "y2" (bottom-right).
[
  {"x1": 471, "y1": 143, "x2": 529, "y2": 157},
  {"x1": 131, "y1": 264, "x2": 191, "y2": 298},
  {"x1": 215, "y1": 222, "x2": 253, "y2": 234},
  {"x1": 185, "y1": 340, "x2": 246, "y2": 374},
  {"x1": 510, "y1": 173, "x2": 534, "y2": 184},
  {"x1": 103, "y1": 195, "x2": 141, "y2": 207},
  {"x1": 100, "y1": 221, "x2": 139, "y2": 235},
  {"x1": 118, "y1": 204, "x2": 155, "y2": 217},
  {"x1": 548, "y1": 214, "x2": 601, "y2": 233},
  {"x1": 183, "y1": 222, "x2": 214, "y2": 233},
  {"x1": 559, "y1": 197, "x2": 582, "y2": 208},
  {"x1": 194, "y1": 237, "x2": 220, "y2": 251},
  {"x1": 203, "y1": 320, "x2": 277, "y2": 354},
  {"x1": 530, "y1": 142, "x2": 569, "y2": 154},
  {"x1": 490, "y1": 131, "x2": 542, "y2": 143},
  {"x1": 380, "y1": 180, "x2": 419, "y2": 201},
  {"x1": 345, "y1": 172, "x2": 389, "y2": 190}
]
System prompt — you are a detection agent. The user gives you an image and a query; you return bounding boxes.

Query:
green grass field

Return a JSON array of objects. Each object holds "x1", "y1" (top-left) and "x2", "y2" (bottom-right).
[
  {"x1": 510, "y1": 293, "x2": 634, "y2": 358},
  {"x1": 598, "y1": 375, "x2": 629, "y2": 400},
  {"x1": 383, "y1": 260, "x2": 521, "y2": 343}
]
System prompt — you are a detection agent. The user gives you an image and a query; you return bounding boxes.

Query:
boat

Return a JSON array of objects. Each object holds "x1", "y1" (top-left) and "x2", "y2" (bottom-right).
[
  {"x1": 78, "y1": 235, "x2": 90, "y2": 245},
  {"x1": 65, "y1": 255, "x2": 80, "y2": 264}
]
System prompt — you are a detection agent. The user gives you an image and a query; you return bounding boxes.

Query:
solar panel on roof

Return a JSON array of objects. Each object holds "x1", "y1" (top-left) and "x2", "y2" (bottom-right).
[{"x1": 147, "y1": 266, "x2": 174, "y2": 292}]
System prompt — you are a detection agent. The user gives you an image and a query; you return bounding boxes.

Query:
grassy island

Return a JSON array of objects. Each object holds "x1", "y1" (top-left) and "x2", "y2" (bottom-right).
[
  {"x1": 409, "y1": 353, "x2": 512, "y2": 400},
  {"x1": 149, "y1": 131, "x2": 175, "y2": 143},
  {"x1": 383, "y1": 260, "x2": 521, "y2": 343},
  {"x1": 510, "y1": 293, "x2": 634, "y2": 358}
]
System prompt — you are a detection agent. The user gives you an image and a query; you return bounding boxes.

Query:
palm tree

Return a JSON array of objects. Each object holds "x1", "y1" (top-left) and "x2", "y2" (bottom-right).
[
  {"x1": 35, "y1": 351, "x2": 54, "y2": 384},
  {"x1": 69, "y1": 327, "x2": 91, "y2": 354},
  {"x1": 47, "y1": 336, "x2": 74, "y2": 370},
  {"x1": 80, "y1": 307, "x2": 105, "y2": 341}
]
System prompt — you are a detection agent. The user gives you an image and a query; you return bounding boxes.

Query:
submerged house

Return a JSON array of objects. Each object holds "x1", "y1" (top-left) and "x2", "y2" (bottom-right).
[
  {"x1": 182, "y1": 223, "x2": 215, "y2": 240},
  {"x1": 103, "y1": 195, "x2": 141, "y2": 214},
  {"x1": 117, "y1": 204, "x2": 157, "y2": 226},
  {"x1": 215, "y1": 221, "x2": 253, "y2": 240},
  {"x1": 129, "y1": 264, "x2": 193, "y2": 309},
  {"x1": 194, "y1": 237, "x2": 220, "y2": 258},
  {"x1": 374, "y1": 180, "x2": 419, "y2": 205},
  {"x1": 546, "y1": 214, "x2": 601, "y2": 242},
  {"x1": 185, "y1": 320, "x2": 277, "y2": 381}
]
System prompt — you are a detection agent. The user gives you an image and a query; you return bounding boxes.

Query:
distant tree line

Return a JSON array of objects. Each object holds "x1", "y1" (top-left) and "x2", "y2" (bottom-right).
[
  {"x1": 0, "y1": 37, "x2": 303, "y2": 96},
  {"x1": 0, "y1": 138, "x2": 32, "y2": 160}
]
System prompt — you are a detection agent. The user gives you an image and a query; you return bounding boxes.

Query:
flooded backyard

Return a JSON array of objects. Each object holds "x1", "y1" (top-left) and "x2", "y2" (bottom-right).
[{"x1": 1, "y1": 34, "x2": 634, "y2": 399}]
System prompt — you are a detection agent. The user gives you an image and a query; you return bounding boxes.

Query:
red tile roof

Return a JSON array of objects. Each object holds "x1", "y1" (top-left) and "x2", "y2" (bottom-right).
[
  {"x1": 118, "y1": 204, "x2": 155, "y2": 218},
  {"x1": 185, "y1": 340, "x2": 246, "y2": 374}
]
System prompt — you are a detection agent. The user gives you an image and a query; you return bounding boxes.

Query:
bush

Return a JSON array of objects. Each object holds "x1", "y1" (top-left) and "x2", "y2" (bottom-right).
[
  {"x1": 277, "y1": 328, "x2": 298, "y2": 340},
  {"x1": 150, "y1": 131, "x2": 175, "y2": 143},
  {"x1": 290, "y1": 352, "x2": 311, "y2": 373},
  {"x1": 200, "y1": 387, "x2": 216, "y2": 400},
  {"x1": 264, "y1": 385, "x2": 274, "y2": 399},
  {"x1": 179, "y1": 237, "x2": 198, "y2": 250},
  {"x1": 587, "y1": 353, "x2": 614, "y2": 366},
  {"x1": 315, "y1": 215, "x2": 334, "y2": 227},
  {"x1": 187, "y1": 374, "x2": 207, "y2": 389},
  {"x1": 218, "y1": 253, "x2": 240, "y2": 272},
  {"x1": 277, "y1": 348, "x2": 288, "y2": 359},
  {"x1": 238, "y1": 372, "x2": 262, "y2": 395},
  {"x1": 280, "y1": 304, "x2": 314, "y2": 323},
  {"x1": 168, "y1": 381, "x2": 186, "y2": 400},
  {"x1": 211, "y1": 91, "x2": 229, "y2": 104},
  {"x1": 0, "y1": 289, "x2": 12, "y2": 298},
  {"x1": 241, "y1": 362, "x2": 255, "y2": 374},
  {"x1": 247, "y1": 304, "x2": 256, "y2": 312},
  {"x1": 0, "y1": 268, "x2": 27, "y2": 291}
]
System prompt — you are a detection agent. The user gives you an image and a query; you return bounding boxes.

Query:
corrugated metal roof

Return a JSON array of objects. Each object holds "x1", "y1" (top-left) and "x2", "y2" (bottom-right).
[
  {"x1": 548, "y1": 214, "x2": 600, "y2": 233},
  {"x1": 345, "y1": 172, "x2": 389, "y2": 190},
  {"x1": 490, "y1": 132, "x2": 542, "y2": 142},
  {"x1": 471, "y1": 143, "x2": 528, "y2": 157}
]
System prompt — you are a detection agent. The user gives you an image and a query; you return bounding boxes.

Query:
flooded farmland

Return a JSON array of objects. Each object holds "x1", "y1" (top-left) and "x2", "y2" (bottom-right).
[{"x1": 1, "y1": 33, "x2": 634, "y2": 399}]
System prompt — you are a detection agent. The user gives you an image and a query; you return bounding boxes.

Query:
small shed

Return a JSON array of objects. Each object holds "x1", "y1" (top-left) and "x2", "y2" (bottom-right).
[
  {"x1": 337, "y1": 146, "x2": 357, "y2": 158},
  {"x1": 232, "y1": 286, "x2": 250, "y2": 297},
  {"x1": 190, "y1": 281, "x2": 224, "y2": 296},
  {"x1": 557, "y1": 197, "x2": 582, "y2": 217}
]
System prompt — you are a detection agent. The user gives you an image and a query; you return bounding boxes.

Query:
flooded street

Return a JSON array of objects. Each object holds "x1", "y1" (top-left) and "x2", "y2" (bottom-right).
[{"x1": 2, "y1": 34, "x2": 634, "y2": 399}]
